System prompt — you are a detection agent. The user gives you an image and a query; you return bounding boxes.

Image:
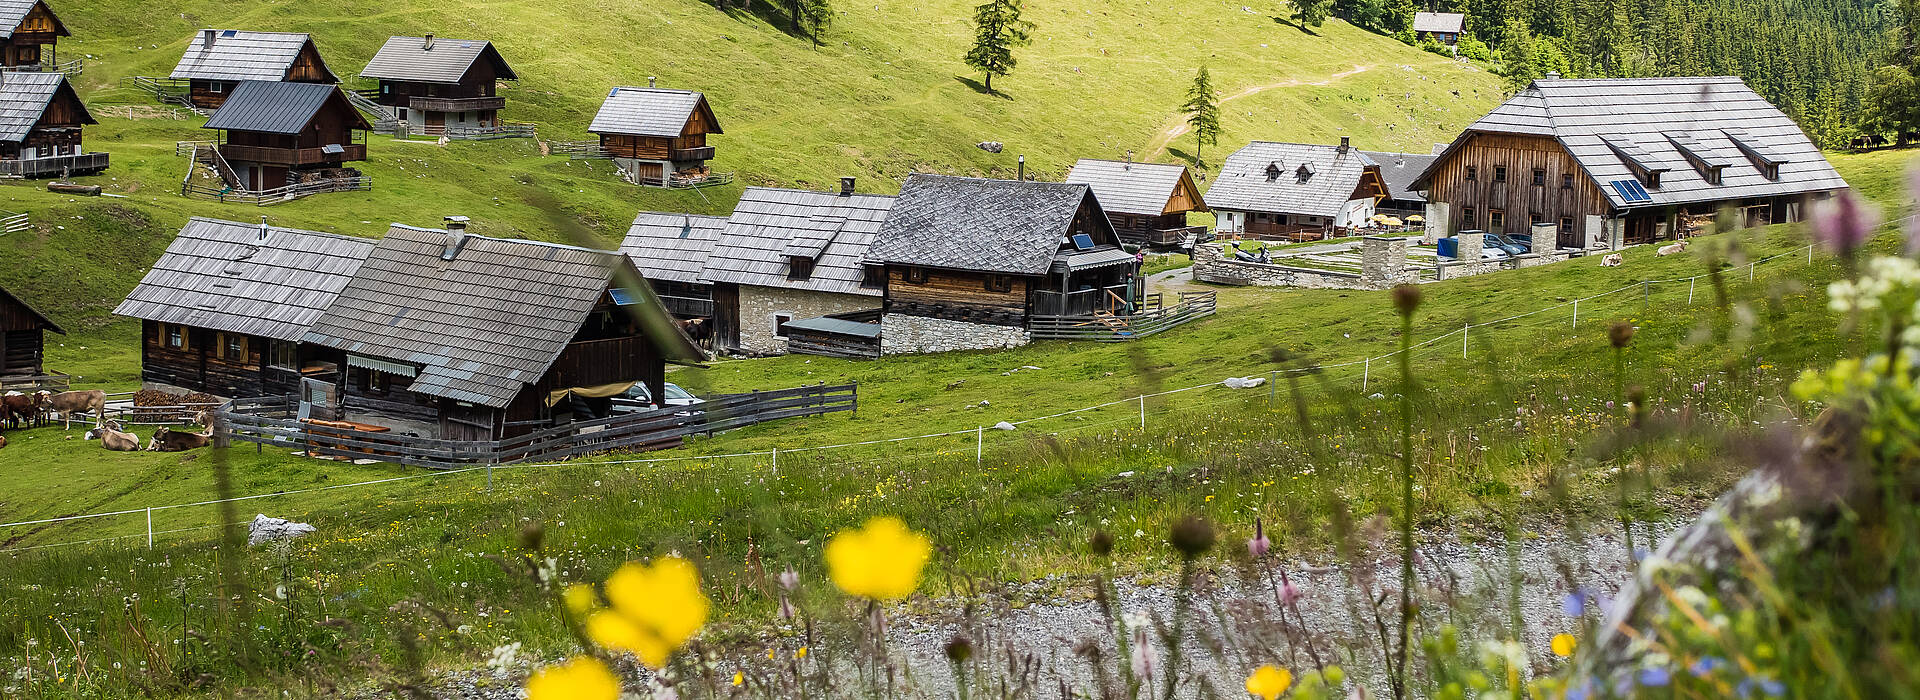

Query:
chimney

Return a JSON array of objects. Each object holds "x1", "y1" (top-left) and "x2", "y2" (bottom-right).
[
  {"x1": 648, "y1": 76, "x2": 657, "y2": 88},
  {"x1": 257, "y1": 215, "x2": 269, "y2": 242},
  {"x1": 1017, "y1": 154, "x2": 1026, "y2": 182},
  {"x1": 202, "y1": 28, "x2": 216, "y2": 47},
  {"x1": 839, "y1": 176, "x2": 856, "y2": 196},
  {"x1": 422, "y1": 33, "x2": 434, "y2": 50},
  {"x1": 1124, "y1": 150, "x2": 1133, "y2": 169},
  {"x1": 1338, "y1": 136, "x2": 1350, "y2": 154},
  {"x1": 441, "y1": 215, "x2": 471, "y2": 260},
  {"x1": 1545, "y1": 70, "x2": 1561, "y2": 80}
]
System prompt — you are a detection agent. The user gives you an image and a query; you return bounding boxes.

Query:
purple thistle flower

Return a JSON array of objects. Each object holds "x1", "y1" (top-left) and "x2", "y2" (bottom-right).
[
  {"x1": 1811, "y1": 189, "x2": 1879, "y2": 257},
  {"x1": 778, "y1": 566, "x2": 800, "y2": 591},
  {"x1": 1248, "y1": 518, "x2": 1271, "y2": 559}
]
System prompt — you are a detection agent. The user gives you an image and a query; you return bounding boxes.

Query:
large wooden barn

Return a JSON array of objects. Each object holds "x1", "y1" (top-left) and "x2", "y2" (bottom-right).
[
  {"x1": 201, "y1": 80, "x2": 369, "y2": 192},
  {"x1": 588, "y1": 85, "x2": 722, "y2": 186},
  {"x1": 359, "y1": 35, "x2": 518, "y2": 137},
  {"x1": 1207, "y1": 139, "x2": 1387, "y2": 240},
  {"x1": 169, "y1": 30, "x2": 337, "y2": 109},
  {"x1": 0, "y1": 71, "x2": 105, "y2": 178},
  {"x1": 113, "y1": 217, "x2": 376, "y2": 397},
  {"x1": 865, "y1": 173, "x2": 1137, "y2": 354},
  {"x1": 299, "y1": 220, "x2": 705, "y2": 440},
  {"x1": 1063, "y1": 158, "x2": 1207, "y2": 248},
  {"x1": 0, "y1": 285, "x2": 62, "y2": 380},
  {"x1": 699, "y1": 181, "x2": 892, "y2": 356},
  {"x1": 0, "y1": 0, "x2": 67, "y2": 70},
  {"x1": 1410, "y1": 76, "x2": 1851, "y2": 249}
]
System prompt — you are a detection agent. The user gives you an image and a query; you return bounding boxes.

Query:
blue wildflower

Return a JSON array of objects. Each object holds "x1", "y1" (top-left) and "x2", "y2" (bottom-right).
[
  {"x1": 1689, "y1": 656, "x2": 1726, "y2": 678},
  {"x1": 1737, "y1": 676, "x2": 1787, "y2": 698},
  {"x1": 1638, "y1": 667, "x2": 1672, "y2": 687},
  {"x1": 1562, "y1": 590, "x2": 1587, "y2": 617}
]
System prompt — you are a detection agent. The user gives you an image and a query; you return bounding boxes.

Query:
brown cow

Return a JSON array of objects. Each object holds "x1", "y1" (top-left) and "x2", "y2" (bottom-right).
[
  {"x1": 1, "y1": 390, "x2": 45, "y2": 429},
  {"x1": 85, "y1": 420, "x2": 141, "y2": 451},
  {"x1": 0, "y1": 434, "x2": 7, "y2": 449},
  {"x1": 147, "y1": 426, "x2": 211, "y2": 452},
  {"x1": 45, "y1": 389, "x2": 106, "y2": 430}
]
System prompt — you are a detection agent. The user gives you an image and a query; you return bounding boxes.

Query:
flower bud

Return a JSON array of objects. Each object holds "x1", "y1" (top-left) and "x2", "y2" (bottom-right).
[
  {"x1": 1608, "y1": 321, "x2": 1635, "y2": 349},
  {"x1": 1168, "y1": 516, "x2": 1215, "y2": 559},
  {"x1": 1391, "y1": 284, "x2": 1422, "y2": 317},
  {"x1": 944, "y1": 634, "x2": 974, "y2": 663},
  {"x1": 1089, "y1": 529, "x2": 1115, "y2": 557}
]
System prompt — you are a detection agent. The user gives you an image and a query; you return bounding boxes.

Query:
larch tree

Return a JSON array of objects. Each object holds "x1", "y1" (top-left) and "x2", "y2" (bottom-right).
[
  {"x1": 1182, "y1": 66, "x2": 1223, "y2": 167},
  {"x1": 787, "y1": 0, "x2": 833, "y2": 44},
  {"x1": 965, "y1": 0, "x2": 1034, "y2": 93},
  {"x1": 1292, "y1": 0, "x2": 1335, "y2": 29}
]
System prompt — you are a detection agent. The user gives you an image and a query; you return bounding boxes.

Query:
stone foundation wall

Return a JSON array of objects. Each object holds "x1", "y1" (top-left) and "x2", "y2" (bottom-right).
[
  {"x1": 737, "y1": 285, "x2": 881, "y2": 356},
  {"x1": 1190, "y1": 241, "x2": 1375, "y2": 290},
  {"x1": 881, "y1": 314, "x2": 1030, "y2": 355}
]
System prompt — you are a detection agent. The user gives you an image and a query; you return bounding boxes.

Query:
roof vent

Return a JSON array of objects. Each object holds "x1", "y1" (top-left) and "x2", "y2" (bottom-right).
[
  {"x1": 1124, "y1": 150, "x2": 1133, "y2": 169},
  {"x1": 1544, "y1": 70, "x2": 1562, "y2": 80},
  {"x1": 1017, "y1": 154, "x2": 1026, "y2": 182},
  {"x1": 1337, "y1": 136, "x2": 1350, "y2": 154},
  {"x1": 202, "y1": 28, "x2": 216, "y2": 47},
  {"x1": 680, "y1": 215, "x2": 693, "y2": 238},
  {"x1": 648, "y1": 76, "x2": 657, "y2": 88},
  {"x1": 257, "y1": 215, "x2": 270, "y2": 242},
  {"x1": 422, "y1": 33, "x2": 434, "y2": 50},
  {"x1": 839, "y1": 176, "x2": 856, "y2": 196},
  {"x1": 442, "y1": 215, "x2": 471, "y2": 260}
]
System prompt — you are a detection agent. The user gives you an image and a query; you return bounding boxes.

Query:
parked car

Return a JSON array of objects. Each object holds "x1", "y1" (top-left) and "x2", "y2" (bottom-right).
[
  {"x1": 1437, "y1": 233, "x2": 1516, "y2": 261},
  {"x1": 611, "y1": 381, "x2": 700, "y2": 414},
  {"x1": 1479, "y1": 231, "x2": 1528, "y2": 256},
  {"x1": 1480, "y1": 246, "x2": 1512, "y2": 261}
]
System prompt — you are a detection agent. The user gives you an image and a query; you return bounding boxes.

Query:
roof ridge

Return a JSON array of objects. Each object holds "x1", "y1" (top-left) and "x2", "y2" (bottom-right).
[{"x1": 387, "y1": 223, "x2": 622, "y2": 257}]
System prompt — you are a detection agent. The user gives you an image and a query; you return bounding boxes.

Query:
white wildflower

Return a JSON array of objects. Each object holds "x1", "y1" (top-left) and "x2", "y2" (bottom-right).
[{"x1": 486, "y1": 642, "x2": 522, "y2": 673}]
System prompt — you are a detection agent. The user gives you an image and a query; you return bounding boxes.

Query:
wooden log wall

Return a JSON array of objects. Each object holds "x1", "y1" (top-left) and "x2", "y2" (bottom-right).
[
  {"x1": 884, "y1": 266, "x2": 1031, "y2": 326},
  {"x1": 1424, "y1": 132, "x2": 1612, "y2": 236}
]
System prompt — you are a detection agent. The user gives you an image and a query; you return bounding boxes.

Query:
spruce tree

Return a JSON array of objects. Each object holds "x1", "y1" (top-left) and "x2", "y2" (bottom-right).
[
  {"x1": 1292, "y1": 0, "x2": 1335, "y2": 29},
  {"x1": 965, "y1": 0, "x2": 1034, "y2": 93},
  {"x1": 1182, "y1": 66, "x2": 1223, "y2": 167},
  {"x1": 787, "y1": 0, "x2": 832, "y2": 44}
]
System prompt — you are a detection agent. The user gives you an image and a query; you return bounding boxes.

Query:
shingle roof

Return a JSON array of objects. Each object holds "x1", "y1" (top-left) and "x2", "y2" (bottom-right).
[
  {"x1": 0, "y1": 285, "x2": 63, "y2": 334},
  {"x1": 1414, "y1": 76, "x2": 1849, "y2": 209},
  {"x1": 587, "y1": 87, "x2": 720, "y2": 137},
  {"x1": 1205, "y1": 142, "x2": 1378, "y2": 217},
  {"x1": 113, "y1": 217, "x2": 375, "y2": 342},
  {"x1": 302, "y1": 225, "x2": 703, "y2": 408},
  {"x1": 0, "y1": 71, "x2": 90, "y2": 143},
  {"x1": 169, "y1": 30, "x2": 335, "y2": 82},
  {"x1": 1063, "y1": 159, "x2": 1202, "y2": 215},
  {"x1": 867, "y1": 174, "x2": 1104, "y2": 276},
  {"x1": 202, "y1": 80, "x2": 367, "y2": 134},
  {"x1": 0, "y1": 0, "x2": 64, "y2": 39},
  {"x1": 1413, "y1": 12, "x2": 1465, "y2": 34},
  {"x1": 702, "y1": 187, "x2": 893, "y2": 296},
  {"x1": 359, "y1": 36, "x2": 516, "y2": 84},
  {"x1": 1360, "y1": 151, "x2": 1435, "y2": 203},
  {"x1": 620, "y1": 212, "x2": 729, "y2": 285}
]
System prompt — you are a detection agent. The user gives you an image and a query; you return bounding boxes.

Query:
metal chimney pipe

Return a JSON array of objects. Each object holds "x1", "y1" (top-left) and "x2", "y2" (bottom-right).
[
  {"x1": 423, "y1": 33, "x2": 435, "y2": 50},
  {"x1": 1018, "y1": 155, "x2": 1025, "y2": 182},
  {"x1": 258, "y1": 215, "x2": 269, "y2": 241},
  {"x1": 839, "y1": 176, "x2": 855, "y2": 196},
  {"x1": 648, "y1": 76, "x2": 657, "y2": 88}
]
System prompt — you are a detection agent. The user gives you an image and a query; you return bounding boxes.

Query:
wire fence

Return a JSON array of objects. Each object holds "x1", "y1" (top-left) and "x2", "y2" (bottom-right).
[{"x1": 0, "y1": 233, "x2": 1859, "y2": 556}]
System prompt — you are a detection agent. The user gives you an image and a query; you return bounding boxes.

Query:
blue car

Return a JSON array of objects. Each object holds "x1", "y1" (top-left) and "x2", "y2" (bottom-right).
[{"x1": 1478, "y1": 231, "x2": 1528, "y2": 256}]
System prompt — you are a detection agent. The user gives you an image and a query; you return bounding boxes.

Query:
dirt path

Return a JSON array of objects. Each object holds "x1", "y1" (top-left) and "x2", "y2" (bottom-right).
[{"x1": 1147, "y1": 63, "x2": 1373, "y2": 160}]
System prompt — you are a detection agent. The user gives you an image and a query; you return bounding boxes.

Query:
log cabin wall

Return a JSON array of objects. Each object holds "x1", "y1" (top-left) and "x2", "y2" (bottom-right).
[
  {"x1": 0, "y1": 3, "x2": 60, "y2": 67},
  {"x1": 884, "y1": 266, "x2": 1031, "y2": 326},
  {"x1": 285, "y1": 43, "x2": 332, "y2": 83},
  {"x1": 376, "y1": 59, "x2": 498, "y2": 106},
  {"x1": 1425, "y1": 133, "x2": 1613, "y2": 236},
  {"x1": 598, "y1": 133, "x2": 707, "y2": 160},
  {"x1": 1108, "y1": 212, "x2": 1186, "y2": 246},
  {"x1": 137, "y1": 321, "x2": 296, "y2": 397},
  {"x1": 0, "y1": 329, "x2": 42, "y2": 375},
  {"x1": 338, "y1": 365, "x2": 438, "y2": 425}
]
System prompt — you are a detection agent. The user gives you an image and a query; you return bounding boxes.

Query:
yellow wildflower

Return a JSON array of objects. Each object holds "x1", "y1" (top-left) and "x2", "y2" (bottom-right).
[
  {"x1": 526, "y1": 656, "x2": 619, "y2": 700},
  {"x1": 825, "y1": 516, "x2": 931, "y2": 600},
  {"x1": 1245, "y1": 664, "x2": 1292, "y2": 700},
  {"x1": 1551, "y1": 633, "x2": 1577, "y2": 657},
  {"x1": 732, "y1": 671, "x2": 745, "y2": 686},
  {"x1": 796, "y1": 646, "x2": 809, "y2": 659},
  {"x1": 582, "y1": 556, "x2": 710, "y2": 668}
]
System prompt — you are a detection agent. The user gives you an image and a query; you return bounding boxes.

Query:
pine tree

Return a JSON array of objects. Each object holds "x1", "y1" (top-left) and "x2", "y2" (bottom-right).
[
  {"x1": 786, "y1": 0, "x2": 832, "y2": 44},
  {"x1": 965, "y1": 0, "x2": 1034, "y2": 93},
  {"x1": 1292, "y1": 0, "x2": 1336, "y2": 29},
  {"x1": 1182, "y1": 66, "x2": 1223, "y2": 167}
]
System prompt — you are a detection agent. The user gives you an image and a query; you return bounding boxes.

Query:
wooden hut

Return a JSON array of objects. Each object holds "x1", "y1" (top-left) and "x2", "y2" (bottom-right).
[
  {"x1": 699, "y1": 179, "x2": 892, "y2": 356},
  {"x1": 1063, "y1": 158, "x2": 1207, "y2": 248},
  {"x1": 1413, "y1": 12, "x2": 1465, "y2": 45},
  {"x1": 1410, "y1": 76, "x2": 1851, "y2": 249},
  {"x1": 0, "y1": 285, "x2": 62, "y2": 379},
  {"x1": 588, "y1": 86, "x2": 722, "y2": 186},
  {"x1": 169, "y1": 30, "x2": 337, "y2": 109},
  {"x1": 112, "y1": 217, "x2": 376, "y2": 397},
  {"x1": 1206, "y1": 138, "x2": 1387, "y2": 240},
  {"x1": 300, "y1": 219, "x2": 706, "y2": 440},
  {"x1": 619, "y1": 211, "x2": 729, "y2": 322},
  {"x1": 359, "y1": 35, "x2": 517, "y2": 137},
  {"x1": 0, "y1": 0, "x2": 67, "y2": 70},
  {"x1": 201, "y1": 80, "x2": 369, "y2": 192},
  {"x1": 0, "y1": 71, "x2": 105, "y2": 178},
  {"x1": 1361, "y1": 150, "x2": 1438, "y2": 219},
  {"x1": 865, "y1": 173, "x2": 1136, "y2": 354}
]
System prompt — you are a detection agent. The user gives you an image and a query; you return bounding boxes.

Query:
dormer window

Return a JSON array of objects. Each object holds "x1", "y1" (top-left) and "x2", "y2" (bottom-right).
[
  {"x1": 1265, "y1": 162, "x2": 1282, "y2": 181},
  {"x1": 1295, "y1": 162, "x2": 1315, "y2": 182},
  {"x1": 1645, "y1": 171, "x2": 1661, "y2": 189},
  {"x1": 787, "y1": 256, "x2": 815, "y2": 281},
  {"x1": 1703, "y1": 166, "x2": 1724, "y2": 186},
  {"x1": 1723, "y1": 127, "x2": 1785, "y2": 181}
]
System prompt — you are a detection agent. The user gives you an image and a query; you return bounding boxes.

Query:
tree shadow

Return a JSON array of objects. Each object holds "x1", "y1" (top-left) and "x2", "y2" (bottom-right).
[
  {"x1": 1271, "y1": 15, "x2": 1319, "y2": 36},
  {"x1": 1167, "y1": 146, "x2": 1203, "y2": 170},
  {"x1": 954, "y1": 76, "x2": 1014, "y2": 100},
  {"x1": 704, "y1": 0, "x2": 821, "y2": 45}
]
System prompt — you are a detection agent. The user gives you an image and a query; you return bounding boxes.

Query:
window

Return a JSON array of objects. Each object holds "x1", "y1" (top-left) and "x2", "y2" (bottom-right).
[
  {"x1": 1529, "y1": 212, "x2": 1545, "y2": 226},
  {"x1": 1488, "y1": 209, "x2": 1506, "y2": 231},
  {"x1": 985, "y1": 274, "x2": 1015, "y2": 293},
  {"x1": 1493, "y1": 165, "x2": 1508, "y2": 183},
  {"x1": 1645, "y1": 171, "x2": 1662, "y2": 189},
  {"x1": 1465, "y1": 166, "x2": 1477, "y2": 181},
  {"x1": 164, "y1": 324, "x2": 189, "y2": 351},
  {"x1": 861, "y1": 264, "x2": 886, "y2": 289},
  {"x1": 1703, "y1": 166, "x2": 1723, "y2": 186},
  {"x1": 217, "y1": 333, "x2": 248, "y2": 362},
  {"x1": 1532, "y1": 168, "x2": 1547, "y2": 186},
  {"x1": 209, "y1": 81, "x2": 224, "y2": 94},
  {"x1": 773, "y1": 314, "x2": 793, "y2": 338},
  {"x1": 1761, "y1": 163, "x2": 1779, "y2": 181},
  {"x1": 365, "y1": 369, "x2": 390, "y2": 394},
  {"x1": 269, "y1": 341, "x2": 298, "y2": 370},
  {"x1": 787, "y1": 256, "x2": 815, "y2": 281},
  {"x1": 1461, "y1": 207, "x2": 1475, "y2": 226},
  {"x1": 903, "y1": 267, "x2": 929, "y2": 284},
  {"x1": 1561, "y1": 173, "x2": 1574, "y2": 189},
  {"x1": 1558, "y1": 216, "x2": 1575, "y2": 233},
  {"x1": 396, "y1": 108, "x2": 408, "y2": 122}
]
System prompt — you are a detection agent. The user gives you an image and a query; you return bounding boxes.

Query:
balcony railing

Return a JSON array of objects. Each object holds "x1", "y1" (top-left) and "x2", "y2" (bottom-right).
[
  {"x1": 406, "y1": 95, "x2": 506, "y2": 112},
  {"x1": 1149, "y1": 225, "x2": 1208, "y2": 247},
  {"x1": 219, "y1": 143, "x2": 366, "y2": 166},
  {"x1": 670, "y1": 145, "x2": 716, "y2": 162},
  {"x1": 0, "y1": 152, "x2": 108, "y2": 178}
]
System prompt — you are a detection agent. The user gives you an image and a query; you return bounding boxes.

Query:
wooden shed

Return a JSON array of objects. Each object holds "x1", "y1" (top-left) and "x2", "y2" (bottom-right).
[
  {"x1": 0, "y1": 285, "x2": 61, "y2": 378},
  {"x1": 1063, "y1": 158, "x2": 1207, "y2": 248},
  {"x1": 1411, "y1": 76, "x2": 1851, "y2": 249},
  {"x1": 112, "y1": 217, "x2": 376, "y2": 397},
  {"x1": 0, "y1": 71, "x2": 105, "y2": 178},
  {"x1": 299, "y1": 219, "x2": 706, "y2": 441},
  {"x1": 1205, "y1": 138, "x2": 1387, "y2": 240},
  {"x1": 201, "y1": 80, "x2": 369, "y2": 191},
  {"x1": 588, "y1": 86, "x2": 722, "y2": 186},
  {"x1": 359, "y1": 35, "x2": 517, "y2": 137},
  {"x1": 1413, "y1": 12, "x2": 1465, "y2": 45},
  {"x1": 0, "y1": 0, "x2": 66, "y2": 70},
  {"x1": 169, "y1": 29, "x2": 337, "y2": 109}
]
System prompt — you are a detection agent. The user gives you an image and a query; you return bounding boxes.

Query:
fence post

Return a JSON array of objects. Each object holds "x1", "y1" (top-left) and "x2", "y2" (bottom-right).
[
  {"x1": 486, "y1": 463, "x2": 494, "y2": 492},
  {"x1": 1572, "y1": 299, "x2": 1578, "y2": 328},
  {"x1": 976, "y1": 426, "x2": 983, "y2": 468},
  {"x1": 1138, "y1": 395, "x2": 1146, "y2": 431},
  {"x1": 1268, "y1": 370, "x2": 1276, "y2": 406},
  {"x1": 1689, "y1": 278, "x2": 1696, "y2": 304},
  {"x1": 1643, "y1": 280, "x2": 1649, "y2": 299},
  {"x1": 771, "y1": 448, "x2": 778, "y2": 474},
  {"x1": 146, "y1": 507, "x2": 153, "y2": 550},
  {"x1": 1363, "y1": 358, "x2": 1370, "y2": 394},
  {"x1": 1462, "y1": 323, "x2": 1469, "y2": 359},
  {"x1": 1749, "y1": 262, "x2": 1754, "y2": 282}
]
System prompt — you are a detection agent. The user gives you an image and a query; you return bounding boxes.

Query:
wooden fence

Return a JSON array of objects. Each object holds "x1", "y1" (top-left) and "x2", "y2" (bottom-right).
[
  {"x1": 219, "y1": 383, "x2": 857, "y2": 470},
  {"x1": 1029, "y1": 291, "x2": 1217, "y2": 341},
  {"x1": 0, "y1": 373, "x2": 68, "y2": 393},
  {"x1": 0, "y1": 210, "x2": 28, "y2": 234}
]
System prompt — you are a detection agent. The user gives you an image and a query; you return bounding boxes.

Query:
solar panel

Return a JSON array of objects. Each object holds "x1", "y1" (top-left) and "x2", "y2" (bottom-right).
[
  {"x1": 1071, "y1": 233, "x2": 1095, "y2": 251},
  {"x1": 608, "y1": 288, "x2": 640, "y2": 306},
  {"x1": 221, "y1": 30, "x2": 237, "y2": 37},
  {"x1": 321, "y1": 143, "x2": 345, "y2": 154},
  {"x1": 1609, "y1": 179, "x2": 1651, "y2": 203}
]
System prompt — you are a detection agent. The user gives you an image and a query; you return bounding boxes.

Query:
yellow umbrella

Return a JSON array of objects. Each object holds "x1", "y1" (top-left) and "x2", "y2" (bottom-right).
[
  {"x1": 1406, "y1": 214, "x2": 1425, "y2": 223},
  {"x1": 1381, "y1": 216, "x2": 1403, "y2": 226},
  {"x1": 1370, "y1": 214, "x2": 1389, "y2": 223}
]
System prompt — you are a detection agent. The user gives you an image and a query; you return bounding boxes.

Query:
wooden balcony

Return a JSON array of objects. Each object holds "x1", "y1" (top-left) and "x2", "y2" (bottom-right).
[
  {"x1": 219, "y1": 143, "x2": 365, "y2": 166},
  {"x1": 0, "y1": 151, "x2": 107, "y2": 178},
  {"x1": 670, "y1": 145, "x2": 715, "y2": 162},
  {"x1": 407, "y1": 95, "x2": 506, "y2": 113}
]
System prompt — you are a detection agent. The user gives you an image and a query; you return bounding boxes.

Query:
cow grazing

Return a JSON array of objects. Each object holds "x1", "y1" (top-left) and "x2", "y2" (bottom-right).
[
  {"x1": 1601, "y1": 253, "x2": 1624, "y2": 267},
  {"x1": 86, "y1": 420, "x2": 142, "y2": 451},
  {"x1": 0, "y1": 434, "x2": 7, "y2": 449},
  {"x1": 1, "y1": 390, "x2": 45, "y2": 429},
  {"x1": 45, "y1": 389, "x2": 106, "y2": 429},
  {"x1": 1657, "y1": 240, "x2": 1689, "y2": 256},
  {"x1": 147, "y1": 426, "x2": 211, "y2": 452}
]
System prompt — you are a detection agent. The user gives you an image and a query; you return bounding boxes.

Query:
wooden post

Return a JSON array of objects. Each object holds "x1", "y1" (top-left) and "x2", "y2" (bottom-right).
[
  {"x1": 146, "y1": 507, "x2": 153, "y2": 550},
  {"x1": 771, "y1": 447, "x2": 778, "y2": 474},
  {"x1": 1573, "y1": 299, "x2": 1578, "y2": 328},
  {"x1": 1749, "y1": 262, "x2": 1754, "y2": 282},
  {"x1": 1462, "y1": 323, "x2": 1469, "y2": 359},
  {"x1": 1363, "y1": 358, "x2": 1370, "y2": 394},
  {"x1": 1688, "y1": 279, "x2": 1695, "y2": 304},
  {"x1": 976, "y1": 426, "x2": 983, "y2": 468},
  {"x1": 1138, "y1": 395, "x2": 1146, "y2": 430}
]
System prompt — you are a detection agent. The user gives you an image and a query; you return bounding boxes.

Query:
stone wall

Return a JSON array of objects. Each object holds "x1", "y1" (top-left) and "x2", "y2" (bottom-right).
[
  {"x1": 737, "y1": 285, "x2": 881, "y2": 356},
  {"x1": 1359, "y1": 236, "x2": 1418, "y2": 288},
  {"x1": 1190, "y1": 242, "x2": 1371, "y2": 290},
  {"x1": 880, "y1": 314, "x2": 1030, "y2": 355}
]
